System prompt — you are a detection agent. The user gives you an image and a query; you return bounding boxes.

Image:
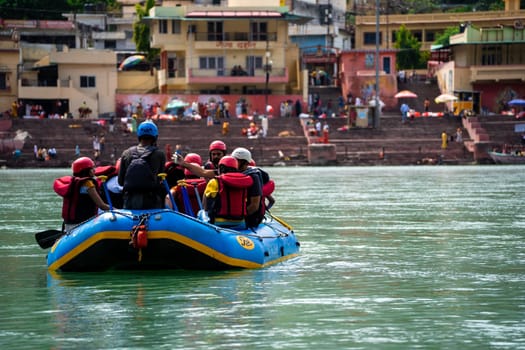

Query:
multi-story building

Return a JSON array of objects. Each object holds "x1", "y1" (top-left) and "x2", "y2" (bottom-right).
[
  {"x1": 433, "y1": 24, "x2": 525, "y2": 114},
  {"x1": 0, "y1": 31, "x2": 19, "y2": 112},
  {"x1": 148, "y1": 0, "x2": 310, "y2": 104},
  {"x1": 17, "y1": 46, "x2": 117, "y2": 117},
  {"x1": 351, "y1": 0, "x2": 524, "y2": 51},
  {"x1": 62, "y1": 2, "x2": 137, "y2": 54}
]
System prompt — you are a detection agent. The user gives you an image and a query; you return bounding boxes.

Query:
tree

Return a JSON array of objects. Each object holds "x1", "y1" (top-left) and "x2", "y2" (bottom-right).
[
  {"x1": 0, "y1": 0, "x2": 119, "y2": 20},
  {"x1": 434, "y1": 26, "x2": 460, "y2": 46},
  {"x1": 393, "y1": 24, "x2": 424, "y2": 70},
  {"x1": 133, "y1": 0, "x2": 159, "y2": 63}
]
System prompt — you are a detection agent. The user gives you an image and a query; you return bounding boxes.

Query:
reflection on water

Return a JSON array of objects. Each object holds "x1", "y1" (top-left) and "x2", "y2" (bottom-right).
[{"x1": 1, "y1": 166, "x2": 524, "y2": 349}]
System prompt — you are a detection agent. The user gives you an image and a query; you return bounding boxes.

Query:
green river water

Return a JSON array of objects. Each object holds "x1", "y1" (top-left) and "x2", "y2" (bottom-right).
[{"x1": 0, "y1": 166, "x2": 524, "y2": 349}]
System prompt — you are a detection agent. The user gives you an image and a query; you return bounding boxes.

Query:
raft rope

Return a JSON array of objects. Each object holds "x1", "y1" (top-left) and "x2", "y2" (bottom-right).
[{"x1": 130, "y1": 214, "x2": 149, "y2": 262}]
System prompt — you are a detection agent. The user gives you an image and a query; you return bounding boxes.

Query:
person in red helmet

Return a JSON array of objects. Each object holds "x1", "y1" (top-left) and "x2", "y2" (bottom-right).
[
  {"x1": 54, "y1": 157, "x2": 110, "y2": 233},
  {"x1": 174, "y1": 140, "x2": 227, "y2": 180},
  {"x1": 202, "y1": 155, "x2": 253, "y2": 228},
  {"x1": 165, "y1": 153, "x2": 206, "y2": 215},
  {"x1": 204, "y1": 140, "x2": 227, "y2": 171}
]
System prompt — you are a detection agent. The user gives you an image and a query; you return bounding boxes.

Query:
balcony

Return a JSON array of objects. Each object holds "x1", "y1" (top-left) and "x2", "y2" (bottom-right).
[
  {"x1": 470, "y1": 64, "x2": 525, "y2": 82},
  {"x1": 193, "y1": 32, "x2": 276, "y2": 42},
  {"x1": 187, "y1": 67, "x2": 288, "y2": 84},
  {"x1": 18, "y1": 78, "x2": 72, "y2": 99},
  {"x1": 151, "y1": 31, "x2": 277, "y2": 50},
  {"x1": 92, "y1": 31, "x2": 126, "y2": 40}
]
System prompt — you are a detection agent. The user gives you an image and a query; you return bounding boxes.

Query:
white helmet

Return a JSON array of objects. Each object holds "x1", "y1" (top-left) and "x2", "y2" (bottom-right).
[{"x1": 231, "y1": 147, "x2": 253, "y2": 163}]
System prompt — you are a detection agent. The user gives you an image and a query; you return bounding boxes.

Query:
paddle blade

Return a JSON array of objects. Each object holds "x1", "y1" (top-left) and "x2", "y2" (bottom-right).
[{"x1": 35, "y1": 229, "x2": 63, "y2": 249}]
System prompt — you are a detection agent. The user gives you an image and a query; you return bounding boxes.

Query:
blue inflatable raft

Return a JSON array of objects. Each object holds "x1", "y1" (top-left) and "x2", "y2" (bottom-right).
[{"x1": 44, "y1": 209, "x2": 300, "y2": 272}]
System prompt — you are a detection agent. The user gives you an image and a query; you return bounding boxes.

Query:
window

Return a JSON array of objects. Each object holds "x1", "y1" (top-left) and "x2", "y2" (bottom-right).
[
  {"x1": 104, "y1": 40, "x2": 116, "y2": 49},
  {"x1": 251, "y1": 22, "x2": 268, "y2": 41},
  {"x1": 207, "y1": 21, "x2": 223, "y2": 41},
  {"x1": 171, "y1": 20, "x2": 181, "y2": 34},
  {"x1": 382, "y1": 56, "x2": 391, "y2": 74},
  {"x1": 246, "y1": 56, "x2": 263, "y2": 76},
  {"x1": 168, "y1": 57, "x2": 177, "y2": 78},
  {"x1": 364, "y1": 32, "x2": 382, "y2": 45},
  {"x1": 481, "y1": 46, "x2": 502, "y2": 65},
  {"x1": 0, "y1": 73, "x2": 6, "y2": 89},
  {"x1": 199, "y1": 56, "x2": 224, "y2": 75},
  {"x1": 425, "y1": 31, "x2": 435, "y2": 43},
  {"x1": 411, "y1": 30, "x2": 422, "y2": 42},
  {"x1": 80, "y1": 76, "x2": 96, "y2": 88},
  {"x1": 365, "y1": 53, "x2": 375, "y2": 68},
  {"x1": 159, "y1": 20, "x2": 168, "y2": 34}
]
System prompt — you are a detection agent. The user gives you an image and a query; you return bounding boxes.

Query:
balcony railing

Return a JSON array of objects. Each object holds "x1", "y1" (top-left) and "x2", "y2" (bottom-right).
[
  {"x1": 470, "y1": 64, "x2": 525, "y2": 82},
  {"x1": 20, "y1": 79, "x2": 71, "y2": 87},
  {"x1": 187, "y1": 67, "x2": 288, "y2": 84},
  {"x1": 193, "y1": 32, "x2": 277, "y2": 42}
]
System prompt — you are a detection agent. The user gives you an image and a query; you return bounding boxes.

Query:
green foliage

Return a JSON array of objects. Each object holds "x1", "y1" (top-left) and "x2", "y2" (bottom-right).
[
  {"x1": 393, "y1": 24, "x2": 425, "y2": 69},
  {"x1": 0, "y1": 0, "x2": 119, "y2": 20},
  {"x1": 434, "y1": 26, "x2": 460, "y2": 46},
  {"x1": 132, "y1": 0, "x2": 159, "y2": 62},
  {"x1": 0, "y1": 0, "x2": 70, "y2": 19}
]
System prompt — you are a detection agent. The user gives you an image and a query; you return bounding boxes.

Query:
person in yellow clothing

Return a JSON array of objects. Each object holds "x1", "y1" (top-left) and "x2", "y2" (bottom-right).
[
  {"x1": 441, "y1": 130, "x2": 448, "y2": 150},
  {"x1": 202, "y1": 156, "x2": 252, "y2": 228},
  {"x1": 11, "y1": 101, "x2": 18, "y2": 118}
]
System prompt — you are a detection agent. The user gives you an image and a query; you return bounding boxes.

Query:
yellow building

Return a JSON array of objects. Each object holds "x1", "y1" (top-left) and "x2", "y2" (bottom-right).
[
  {"x1": 0, "y1": 34, "x2": 19, "y2": 115},
  {"x1": 146, "y1": 1, "x2": 310, "y2": 97},
  {"x1": 352, "y1": 0, "x2": 525, "y2": 51},
  {"x1": 17, "y1": 47, "x2": 117, "y2": 117},
  {"x1": 434, "y1": 24, "x2": 525, "y2": 114}
]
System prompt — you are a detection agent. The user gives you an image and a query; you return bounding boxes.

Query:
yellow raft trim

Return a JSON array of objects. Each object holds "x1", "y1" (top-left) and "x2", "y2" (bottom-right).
[{"x1": 48, "y1": 230, "x2": 298, "y2": 271}]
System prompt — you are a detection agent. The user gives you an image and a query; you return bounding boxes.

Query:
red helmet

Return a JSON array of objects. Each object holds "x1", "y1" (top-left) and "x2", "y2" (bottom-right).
[
  {"x1": 184, "y1": 163, "x2": 200, "y2": 178},
  {"x1": 209, "y1": 140, "x2": 227, "y2": 152},
  {"x1": 184, "y1": 153, "x2": 202, "y2": 166},
  {"x1": 218, "y1": 155, "x2": 238, "y2": 169},
  {"x1": 72, "y1": 157, "x2": 95, "y2": 175}
]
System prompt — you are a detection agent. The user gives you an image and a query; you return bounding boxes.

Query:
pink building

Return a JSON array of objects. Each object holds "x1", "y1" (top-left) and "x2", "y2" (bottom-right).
[{"x1": 339, "y1": 49, "x2": 398, "y2": 111}]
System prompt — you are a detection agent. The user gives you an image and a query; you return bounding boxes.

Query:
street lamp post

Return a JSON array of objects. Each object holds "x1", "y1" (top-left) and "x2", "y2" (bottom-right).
[
  {"x1": 374, "y1": 0, "x2": 381, "y2": 128},
  {"x1": 264, "y1": 50, "x2": 272, "y2": 116}
]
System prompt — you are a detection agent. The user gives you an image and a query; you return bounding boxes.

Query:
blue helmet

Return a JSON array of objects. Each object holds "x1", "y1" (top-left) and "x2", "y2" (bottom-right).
[{"x1": 137, "y1": 121, "x2": 158, "y2": 139}]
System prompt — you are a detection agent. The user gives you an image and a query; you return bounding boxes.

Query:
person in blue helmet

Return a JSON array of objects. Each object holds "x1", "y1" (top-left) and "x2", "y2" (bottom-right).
[{"x1": 118, "y1": 121, "x2": 166, "y2": 209}]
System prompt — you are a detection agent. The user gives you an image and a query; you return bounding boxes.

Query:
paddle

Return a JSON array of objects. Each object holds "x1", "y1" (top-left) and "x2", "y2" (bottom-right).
[
  {"x1": 158, "y1": 173, "x2": 178, "y2": 211},
  {"x1": 35, "y1": 229, "x2": 63, "y2": 249},
  {"x1": 180, "y1": 185, "x2": 195, "y2": 217},
  {"x1": 193, "y1": 185, "x2": 203, "y2": 211},
  {"x1": 98, "y1": 175, "x2": 114, "y2": 212}
]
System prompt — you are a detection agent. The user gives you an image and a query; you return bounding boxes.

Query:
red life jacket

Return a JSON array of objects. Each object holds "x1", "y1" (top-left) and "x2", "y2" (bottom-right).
[
  {"x1": 171, "y1": 178, "x2": 207, "y2": 216},
  {"x1": 214, "y1": 173, "x2": 253, "y2": 220},
  {"x1": 261, "y1": 179, "x2": 275, "y2": 211},
  {"x1": 53, "y1": 176, "x2": 100, "y2": 224}
]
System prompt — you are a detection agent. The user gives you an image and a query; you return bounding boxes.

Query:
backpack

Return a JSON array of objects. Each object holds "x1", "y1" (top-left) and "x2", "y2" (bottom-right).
[{"x1": 123, "y1": 146, "x2": 157, "y2": 191}]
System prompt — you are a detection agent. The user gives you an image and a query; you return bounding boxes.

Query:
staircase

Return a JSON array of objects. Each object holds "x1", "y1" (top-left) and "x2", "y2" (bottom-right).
[
  {"x1": 311, "y1": 114, "x2": 472, "y2": 165},
  {"x1": 463, "y1": 115, "x2": 524, "y2": 161},
  {"x1": 309, "y1": 86, "x2": 343, "y2": 116},
  {"x1": 2, "y1": 116, "x2": 309, "y2": 168},
  {"x1": 5, "y1": 109, "x2": 519, "y2": 168}
]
